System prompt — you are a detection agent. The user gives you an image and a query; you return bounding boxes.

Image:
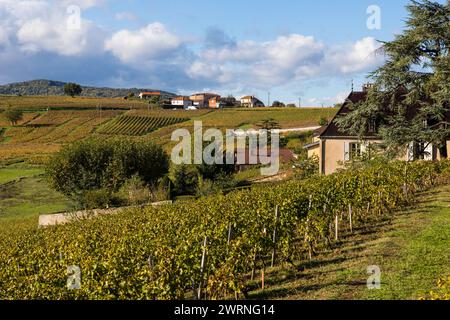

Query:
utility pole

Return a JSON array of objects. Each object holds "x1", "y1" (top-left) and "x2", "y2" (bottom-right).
[
  {"x1": 298, "y1": 97, "x2": 301, "y2": 108},
  {"x1": 268, "y1": 92, "x2": 271, "y2": 107}
]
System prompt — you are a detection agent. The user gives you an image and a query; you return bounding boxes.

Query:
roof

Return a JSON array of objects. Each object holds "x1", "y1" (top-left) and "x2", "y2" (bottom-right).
[
  {"x1": 140, "y1": 92, "x2": 161, "y2": 95},
  {"x1": 320, "y1": 91, "x2": 371, "y2": 139},
  {"x1": 241, "y1": 96, "x2": 254, "y2": 100},
  {"x1": 172, "y1": 96, "x2": 190, "y2": 100},
  {"x1": 313, "y1": 125, "x2": 328, "y2": 137},
  {"x1": 303, "y1": 141, "x2": 320, "y2": 150}
]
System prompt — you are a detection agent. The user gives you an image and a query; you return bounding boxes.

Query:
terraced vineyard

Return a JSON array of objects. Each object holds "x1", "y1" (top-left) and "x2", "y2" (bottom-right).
[{"x1": 97, "y1": 116, "x2": 189, "y2": 136}]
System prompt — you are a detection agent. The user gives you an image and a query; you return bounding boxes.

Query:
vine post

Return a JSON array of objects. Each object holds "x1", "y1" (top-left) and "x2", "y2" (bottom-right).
[
  {"x1": 271, "y1": 205, "x2": 279, "y2": 268},
  {"x1": 197, "y1": 236, "x2": 208, "y2": 300},
  {"x1": 335, "y1": 214, "x2": 339, "y2": 241},
  {"x1": 348, "y1": 204, "x2": 353, "y2": 233}
]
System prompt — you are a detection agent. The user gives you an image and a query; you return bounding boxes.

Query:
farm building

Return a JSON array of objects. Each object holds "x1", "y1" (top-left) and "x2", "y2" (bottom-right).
[
  {"x1": 171, "y1": 96, "x2": 193, "y2": 109},
  {"x1": 189, "y1": 93, "x2": 221, "y2": 109},
  {"x1": 240, "y1": 96, "x2": 265, "y2": 108},
  {"x1": 139, "y1": 92, "x2": 161, "y2": 99},
  {"x1": 304, "y1": 86, "x2": 450, "y2": 175}
]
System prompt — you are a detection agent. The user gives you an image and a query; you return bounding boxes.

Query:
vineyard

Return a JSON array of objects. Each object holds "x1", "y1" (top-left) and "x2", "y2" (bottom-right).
[
  {"x1": 97, "y1": 116, "x2": 189, "y2": 136},
  {"x1": 2, "y1": 111, "x2": 123, "y2": 145},
  {"x1": 0, "y1": 160, "x2": 449, "y2": 299}
]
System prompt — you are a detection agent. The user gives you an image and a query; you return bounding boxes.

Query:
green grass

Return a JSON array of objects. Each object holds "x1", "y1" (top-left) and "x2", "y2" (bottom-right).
[
  {"x1": 364, "y1": 188, "x2": 450, "y2": 300},
  {"x1": 196, "y1": 108, "x2": 337, "y2": 129},
  {"x1": 0, "y1": 163, "x2": 44, "y2": 184},
  {"x1": 246, "y1": 184, "x2": 450, "y2": 300},
  {"x1": 0, "y1": 175, "x2": 75, "y2": 221}
]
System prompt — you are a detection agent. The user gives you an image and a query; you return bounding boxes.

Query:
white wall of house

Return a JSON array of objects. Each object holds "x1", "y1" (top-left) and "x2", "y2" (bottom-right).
[{"x1": 171, "y1": 99, "x2": 193, "y2": 108}]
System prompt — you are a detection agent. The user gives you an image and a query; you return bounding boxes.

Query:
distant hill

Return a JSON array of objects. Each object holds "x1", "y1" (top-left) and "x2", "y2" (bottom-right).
[{"x1": 0, "y1": 80, "x2": 176, "y2": 98}]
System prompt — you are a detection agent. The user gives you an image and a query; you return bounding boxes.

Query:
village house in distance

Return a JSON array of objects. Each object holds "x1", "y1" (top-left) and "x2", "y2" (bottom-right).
[
  {"x1": 304, "y1": 85, "x2": 450, "y2": 175},
  {"x1": 139, "y1": 90, "x2": 266, "y2": 110}
]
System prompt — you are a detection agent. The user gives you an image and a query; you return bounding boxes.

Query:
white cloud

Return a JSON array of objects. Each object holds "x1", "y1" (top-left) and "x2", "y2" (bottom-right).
[
  {"x1": 0, "y1": 0, "x2": 105, "y2": 56},
  {"x1": 59, "y1": 0, "x2": 105, "y2": 9},
  {"x1": 187, "y1": 34, "x2": 382, "y2": 90},
  {"x1": 104, "y1": 23, "x2": 181, "y2": 66},
  {"x1": 323, "y1": 37, "x2": 382, "y2": 74},
  {"x1": 115, "y1": 11, "x2": 138, "y2": 21},
  {"x1": 306, "y1": 91, "x2": 349, "y2": 106}
]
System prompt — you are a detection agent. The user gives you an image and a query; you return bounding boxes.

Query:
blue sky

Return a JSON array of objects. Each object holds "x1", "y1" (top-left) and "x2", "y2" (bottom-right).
[{"x1": 0, "y1": 0, "x2": 419, "y2": 105}]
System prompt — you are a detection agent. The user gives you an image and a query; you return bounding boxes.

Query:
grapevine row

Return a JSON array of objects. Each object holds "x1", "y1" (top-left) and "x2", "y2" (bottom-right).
[
  {"x1": 97, "y1": 116, "x2": 189, "y2": 136},
  {"x1": 0, "y1": 160, "x2": 449, "y2": 299}
]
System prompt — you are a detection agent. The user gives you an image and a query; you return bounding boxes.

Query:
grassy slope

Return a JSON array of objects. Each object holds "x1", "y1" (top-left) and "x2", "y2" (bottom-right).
[
  {"x1": 0, "y1": 164, "x2": 44, "y2": 184},
  {"x1": 247, "y1": 185, "x2": 450, "y2": 300},
  {"x1": 0, "y1": 165, "x2": 74, "y2": 221}
]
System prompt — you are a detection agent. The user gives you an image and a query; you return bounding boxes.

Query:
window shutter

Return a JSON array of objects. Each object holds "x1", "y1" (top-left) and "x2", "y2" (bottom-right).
[
  {"x1": 407, "y1": 142, "x2": 415, "y2": 161},
  {"x1": 424, "y1": 143, "x2": 433, "y2": 161},
  {"x1": 344, "y1": 142, "x2": 350, "y2": 161}
]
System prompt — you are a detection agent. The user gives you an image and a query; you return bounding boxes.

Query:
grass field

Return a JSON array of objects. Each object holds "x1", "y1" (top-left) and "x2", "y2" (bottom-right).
[
  {"x1": 0, "y1": 163, "x2": 74, "y2": 222},
  {"x1": 246, "y1": 185, "x2": 450, "y2": 300},
  {"x1": 0, "y1": 95, "x2": 148, "y2": 111},
  {"x1": 0, "y1": 163, "x2": 44, "y2": 184},
  {"x1": 192, "y1": 108, "x2": 337, "y2": 129}
]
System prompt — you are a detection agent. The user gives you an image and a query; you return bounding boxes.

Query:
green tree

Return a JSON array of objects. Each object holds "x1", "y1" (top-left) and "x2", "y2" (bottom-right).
[
  {"x1": 336, "y1": 0, "x2": 449, "y2": 158},
  {"x1": 272, "y1": 101, "x2": 285, "y2": 108},
  {"x1": 257, "y1": 118, "x2": 281, "y2": 131},
  {"x1": 64, "y1": 82, "x2": 83, "y2": 97},
  {"x1": 2, "y1": 108, "x2": 23, "y2": 126},
  {"x1": 170, "y1": 164, "x2": 199, "y2": 196},
  {"x1": 46, "y1": 138, "x2": 169, "y2": 206}
]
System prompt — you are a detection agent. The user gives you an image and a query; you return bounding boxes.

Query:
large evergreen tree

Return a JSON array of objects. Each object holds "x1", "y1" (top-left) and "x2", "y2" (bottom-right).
[{"x1": 336, "y1": 0, "x2": 449, "y2": 158}]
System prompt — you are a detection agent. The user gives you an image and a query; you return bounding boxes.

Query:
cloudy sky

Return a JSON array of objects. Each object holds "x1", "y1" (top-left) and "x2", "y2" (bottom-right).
[{"x1": 0, "y1": 0, "x2": 416, "y2": 105}]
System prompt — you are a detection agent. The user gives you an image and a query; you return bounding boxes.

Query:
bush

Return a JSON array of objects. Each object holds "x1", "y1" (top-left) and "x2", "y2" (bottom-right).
[
  {"x1": 170, "y1": 164, "x2": 199, "y2": 196},
  {"x1": 318, "y1": 117, "x2": 329, "y2": 126},
  {"x1": 46, "y1": 138, "x2": 169, "y2": 207},
  {"x1": 82, "y1": 189, "x2": 118, "y2": 209},
  {"x1": 196, "y1": 173, "x2": 239, "y2": 196},
  {"x1": 2, "y1": 109, "x2": 23, "y2": 126},
  {"x1": 293, "y1": 155, "x2": 319, "y2": 179}
]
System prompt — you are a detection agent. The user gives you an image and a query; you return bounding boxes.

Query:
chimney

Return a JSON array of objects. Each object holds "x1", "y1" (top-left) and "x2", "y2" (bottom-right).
[{"x1": 362, "y1": 83, "x2": 374, "y2": 92}]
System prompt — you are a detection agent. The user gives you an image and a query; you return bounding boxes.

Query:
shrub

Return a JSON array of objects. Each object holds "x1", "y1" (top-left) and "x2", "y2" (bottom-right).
[
  {"x1": 2, "y1": 109, "x2": 23, "y2": 126},
  {"x1": 170, "y1": 164, "x2": 199, "y2": 196},
  {"x1": 46, "y1": 138, "x2": 169, "y2": 207},
  {"x1": 318, "y1": 117, "x2": 329, "y2": 126}
]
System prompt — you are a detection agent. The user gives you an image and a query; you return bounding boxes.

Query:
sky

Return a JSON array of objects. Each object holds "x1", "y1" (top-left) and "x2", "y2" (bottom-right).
[{"x1": 0, "y1": 0, "x2": 419, "y2": 105}]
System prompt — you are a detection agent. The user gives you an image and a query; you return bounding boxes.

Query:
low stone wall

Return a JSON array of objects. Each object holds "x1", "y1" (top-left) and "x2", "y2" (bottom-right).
[{"x1": 38, "y1": 201, "x2": 173, "y2": 228}]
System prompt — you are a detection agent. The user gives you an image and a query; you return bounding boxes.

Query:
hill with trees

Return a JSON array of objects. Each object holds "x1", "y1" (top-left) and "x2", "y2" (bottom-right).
[{"x1": 0, "y1": 79, "x2": 176, "y2": 98}]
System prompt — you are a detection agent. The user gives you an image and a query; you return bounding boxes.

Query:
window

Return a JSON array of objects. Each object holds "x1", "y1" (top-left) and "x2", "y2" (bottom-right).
[
  {"x1": 350, "y1": 142, "x2": 362, "y2": 160},
  {"x1": 368, "y1": 119, "x2": 377, "y2": 133}
]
